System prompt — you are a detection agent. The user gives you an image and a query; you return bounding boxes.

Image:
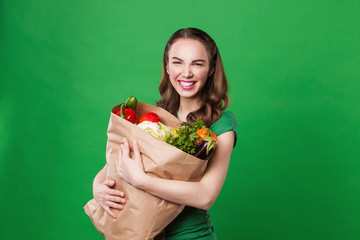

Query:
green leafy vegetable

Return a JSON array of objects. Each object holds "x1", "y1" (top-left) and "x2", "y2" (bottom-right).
[{"x1": 166, "y1": 119, "x2": 206, "y2": 154}]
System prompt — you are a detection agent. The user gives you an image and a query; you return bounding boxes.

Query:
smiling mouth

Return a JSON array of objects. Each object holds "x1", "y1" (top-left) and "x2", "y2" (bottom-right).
[{"x1": 178, "y1": 80, "x2": 196, "y2": 88}]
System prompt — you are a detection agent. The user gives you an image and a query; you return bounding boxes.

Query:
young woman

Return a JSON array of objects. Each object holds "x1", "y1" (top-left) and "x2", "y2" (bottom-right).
[{"x1": 93, "y1": 28, "x2": 237, "y2": 239}]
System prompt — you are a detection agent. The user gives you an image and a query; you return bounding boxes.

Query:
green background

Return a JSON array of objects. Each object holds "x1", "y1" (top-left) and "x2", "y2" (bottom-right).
[{"x1": 1, "y1": 0, "x2": 359, "y2": 239}]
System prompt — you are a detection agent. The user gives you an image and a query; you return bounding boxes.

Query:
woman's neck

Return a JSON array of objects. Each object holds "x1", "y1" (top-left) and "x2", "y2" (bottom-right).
[{"x1": 177, "y1": 97, "x2": 201, "y2": 122}]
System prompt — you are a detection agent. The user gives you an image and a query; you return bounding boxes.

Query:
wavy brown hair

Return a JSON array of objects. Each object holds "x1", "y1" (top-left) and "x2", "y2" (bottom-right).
[{"x1": 156, "y1": 28, "x2": 229, "y2": 127}]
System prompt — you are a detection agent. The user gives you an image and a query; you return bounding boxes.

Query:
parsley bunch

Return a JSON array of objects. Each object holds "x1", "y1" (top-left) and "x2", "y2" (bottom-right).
[{"x1": 166, "y1": 119, "x2": 206, "y2": 154}]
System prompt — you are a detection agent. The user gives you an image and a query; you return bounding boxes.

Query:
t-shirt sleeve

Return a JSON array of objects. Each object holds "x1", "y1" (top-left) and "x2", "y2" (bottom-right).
[{"x1": 210, "y1": 110, "x2": 238, "y2": 148}]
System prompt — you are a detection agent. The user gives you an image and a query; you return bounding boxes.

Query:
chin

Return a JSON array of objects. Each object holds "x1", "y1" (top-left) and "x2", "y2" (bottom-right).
[
  {"x1": 179, "y1": 92, "x2": 202, "y2": 101},
  {"x1": 173, "y1": 84, "x2": 204, "y2": 101}
]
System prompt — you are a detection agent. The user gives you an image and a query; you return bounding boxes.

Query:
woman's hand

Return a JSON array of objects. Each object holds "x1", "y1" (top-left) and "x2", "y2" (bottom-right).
[
  {"x1": 116, "y1": 138, "x2": 146, "y2": 188},
  {"x1": 93, "y1": 179, "x2": 126, "y2": 219}
]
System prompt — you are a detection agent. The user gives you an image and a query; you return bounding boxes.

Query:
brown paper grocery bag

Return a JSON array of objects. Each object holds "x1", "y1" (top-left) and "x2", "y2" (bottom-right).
[{"x1": 84, "y1": 102, "x2": 208, "y2": 240}]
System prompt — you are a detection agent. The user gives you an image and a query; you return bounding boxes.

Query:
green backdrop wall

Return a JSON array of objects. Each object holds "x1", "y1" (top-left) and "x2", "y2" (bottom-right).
[{"x1": 1, "y1": 1, "x2": 359, "y2": 239}]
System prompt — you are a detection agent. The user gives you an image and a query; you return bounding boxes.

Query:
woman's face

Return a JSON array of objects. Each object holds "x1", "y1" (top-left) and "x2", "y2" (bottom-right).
[{"x1": 166, "y1": 38, "x2": 211, "y2": 100}]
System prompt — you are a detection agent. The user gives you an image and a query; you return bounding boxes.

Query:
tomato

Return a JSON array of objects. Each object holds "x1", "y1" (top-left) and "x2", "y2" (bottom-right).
[{"x1": 139, "y1": 112, "x2": 161, "y2": 123}]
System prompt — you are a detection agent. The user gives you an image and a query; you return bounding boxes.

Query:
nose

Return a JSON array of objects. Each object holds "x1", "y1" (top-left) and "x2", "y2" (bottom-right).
[{"x1": 182, "y1": 65, "x2": 193, "y2": 78}]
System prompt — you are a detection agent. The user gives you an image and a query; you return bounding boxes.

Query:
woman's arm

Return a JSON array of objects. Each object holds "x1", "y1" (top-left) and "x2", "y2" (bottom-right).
[
  {"x1": 93, "y1": 165, "x2": 107, "y2": 189},
  {"x1": 116, "y1": 131, "x2": 235, "y2": 210}
]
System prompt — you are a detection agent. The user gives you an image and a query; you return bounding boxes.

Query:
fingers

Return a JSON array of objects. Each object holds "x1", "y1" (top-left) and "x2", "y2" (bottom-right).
[
  {"x1": 121, "y1": 138, "x2": 142, "y2": 160},
  {"x1": 102, "y1": 180, "x2": 125, "y2": 197},
  {"x1": 101, "y1": 188, "x2": 126, "y2": 219},
  {"x1": 103, "y1": 195, "x2": 125, "y2": 219},
  {"x1": 107, "y1": 195, "x2": 126, "y2": 204},
  {"x1": 104, "y1": 179, "x2": 116, "y2": 187},
  {"x1": 103, "y1": 206, "x2": 117, "y2": 219},
  {"x1": 106, "y1": 188, "x2": 125, "y2": 198},
  {"x1": 119, "y1": 148, "x2": 122, "y2": 159},
  {"x1": 133, "y1": 140, "x2": 141, "y2": 162},
  {"x1": 102, "y1": 180, "x2": 126, "y2": 203},
  {"x1": 95, "y1": 179, "x2": 127, "y2": 219},
  {"x1": 121, "y1": 137, "x2": 130, "y2": 157},
  {"x1": 107, "y1": 201, "x2": 125, "y2": 210}
]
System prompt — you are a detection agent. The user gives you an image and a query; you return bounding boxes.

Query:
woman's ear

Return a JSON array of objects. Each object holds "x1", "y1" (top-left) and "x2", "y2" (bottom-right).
[{"x1": 166, "y1": 65, "x2": 169, "y2": 75}]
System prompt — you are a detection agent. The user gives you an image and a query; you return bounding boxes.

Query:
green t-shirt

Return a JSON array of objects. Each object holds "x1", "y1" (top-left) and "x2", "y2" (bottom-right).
[
  {"x1": 210, "y1": 110, "x2": 238, "y2": 147},
  {"x1": 164, "y1": 110, "x2": 238, "y2": 240}
]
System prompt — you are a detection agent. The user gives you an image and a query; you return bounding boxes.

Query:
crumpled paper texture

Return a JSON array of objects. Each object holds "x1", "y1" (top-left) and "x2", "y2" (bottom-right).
[{"x1": 84, "y1": 102, "x2": 208, "y2": 240}]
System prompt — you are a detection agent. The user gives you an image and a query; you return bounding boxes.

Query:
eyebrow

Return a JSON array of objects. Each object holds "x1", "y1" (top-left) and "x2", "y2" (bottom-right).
[{"x1": 171, "y1": 57, "x2": 207, "y2": 62}]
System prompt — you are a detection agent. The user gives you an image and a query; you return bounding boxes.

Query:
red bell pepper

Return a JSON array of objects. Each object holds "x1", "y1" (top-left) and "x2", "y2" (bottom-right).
[{"x1": 116, "y1": 104, "x2": 139, "y2": 124}]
